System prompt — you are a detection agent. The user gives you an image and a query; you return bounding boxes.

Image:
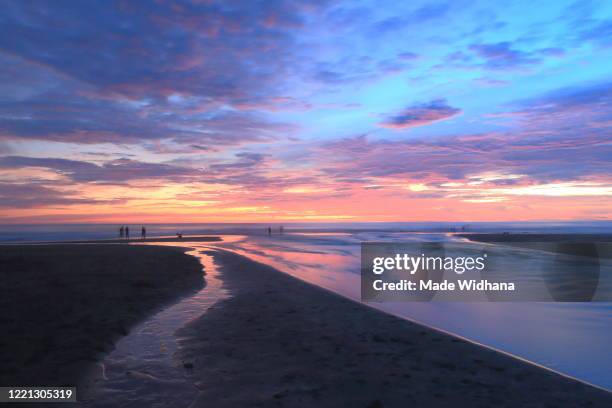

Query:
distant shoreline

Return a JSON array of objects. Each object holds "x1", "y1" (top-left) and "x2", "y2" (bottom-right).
[
  {"x1": 457, "y1": 233, "x2": 612, "y2": 243},
  {"x1": 6, "y1": 231, "x2": 612, "y2": 246}
]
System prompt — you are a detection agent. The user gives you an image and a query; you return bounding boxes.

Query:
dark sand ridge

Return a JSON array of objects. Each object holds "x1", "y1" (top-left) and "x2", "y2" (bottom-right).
[
  {"x1": 0, "y1": 244, "x2": 204, "y2": 388},
  {"x1": 458, "y1": 233, "x2": 612, "y2": 243},
  {"x1": 458, "y1": 233, "x2": 612, "y2": 260},
  {"x1": 2, "y1": 236, "x2": 222, "y2": 245},
  {"x1": 177, "y1": 248, "x2": 612, "y2": 407}
]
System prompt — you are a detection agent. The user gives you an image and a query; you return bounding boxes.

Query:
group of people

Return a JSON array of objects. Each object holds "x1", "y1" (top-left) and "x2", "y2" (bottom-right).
[
  {"x1": 266, "y1": 226, "x2": 284, "y2": 236},
  {"x1": 119, "y1": 225, "x2": 146, "y2": 240}
]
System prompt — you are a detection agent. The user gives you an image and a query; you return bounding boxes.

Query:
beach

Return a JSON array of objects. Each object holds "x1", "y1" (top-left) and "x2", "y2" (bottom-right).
[
  {"x1": 177, "y1": 248, "x2": 612, "y2": 407},
  {"x1": 0, "y1": 243, "x2": 204, "y2": 388},
  {"x1": 1, "y1": 240, "x2": 611, "y2": 406}
]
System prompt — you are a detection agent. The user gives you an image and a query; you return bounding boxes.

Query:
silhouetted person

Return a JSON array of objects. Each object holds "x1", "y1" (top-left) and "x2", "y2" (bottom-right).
[
  {"x1": 141, "y1": 226, "x2": 146, "y2": 240},
  {"x1": 267, "y1": 227, "x2": 272, "y2": 236},
  {"x1": 125, "y1": 226, "x2": 130, "y2": 240},
  {"x1": 119, "y1": 226, "x2": 124, "y2": 239}
]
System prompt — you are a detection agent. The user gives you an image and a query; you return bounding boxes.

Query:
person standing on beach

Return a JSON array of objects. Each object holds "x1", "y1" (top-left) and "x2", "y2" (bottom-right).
[
  {"x1": 119, "y1": 226, "x2": 124, "y2": 239},
  {"x1": 267, "y1": 227, "x2": 272, "y2": 236},
  {"x1": 125, "y1": 226, "x2": 130, "y2": 240},
  {"x1": 141, "y1": 226, "x2": 146, "y2": 240}
]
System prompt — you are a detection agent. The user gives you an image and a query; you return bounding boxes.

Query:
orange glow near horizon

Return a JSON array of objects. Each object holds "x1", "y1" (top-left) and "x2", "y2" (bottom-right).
[{"x1": 1, "y1": 169, "x2": 609, "y2": 224}]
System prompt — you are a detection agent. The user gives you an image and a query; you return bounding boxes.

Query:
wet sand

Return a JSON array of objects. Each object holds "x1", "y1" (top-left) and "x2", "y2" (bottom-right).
[
  {"x1": 0, "y1": 244, "x2": 204, "y2": 388},
  {"x1": 178, "y1": 249, "x2": 612, "y2": 407}
]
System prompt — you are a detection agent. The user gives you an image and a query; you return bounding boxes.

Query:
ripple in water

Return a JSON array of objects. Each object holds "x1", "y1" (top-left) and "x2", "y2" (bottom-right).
[{"x1": 83, "y1": 245, "x2": 228, "y2": 407}]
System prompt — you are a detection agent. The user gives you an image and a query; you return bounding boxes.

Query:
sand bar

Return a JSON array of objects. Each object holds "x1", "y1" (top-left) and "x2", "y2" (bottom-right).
[{"x1": 177, "y1": 248, "x2": 612, "y2": 407}]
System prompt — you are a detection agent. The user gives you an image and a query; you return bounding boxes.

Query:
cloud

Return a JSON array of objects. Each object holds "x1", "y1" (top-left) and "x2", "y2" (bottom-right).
[
  {"x1": 0, "y1": 152, "x2": 320, "y2": 195},
  {"x1": 0, "y1": 53, "x2": 293, "y2": 146},
  {"x1": 579, "y1": 19, "x2": 612, "y2": 46},
  {"x1": 469, "y1": 42, "x2": 538, "y2": 69},
  {"x1": 0, "y1": 1, "x2": 308, "y2": 148},
  {"x1": 0, "y1": 1, "x2": 609, "y2": 220},
  {"x1": 0, "y1": 142, "x2": 11, "y2": 154},
  {"x1": 320, "y1": 97, "x2": 611, "y2": 183},
  {"x1": 0, "y1": 156, "x2": 196, "y2": 183},
  {"x1": 495, "y1": 81, "x2": 612, "y2": 136},
  {"x1": 209, "y1": 152, "x2": 267, "y2": 172},
  {"x1": 232, "y1": 96, "x2": 313, "y2": 112},
  {"x1": 458, "y1": 42, "x2": 566, "y2": 70},
  {"x1": 311, "y1": 130, "x2": 611, "y2": 205},
  {"x1": 560, "y1": 0, "x2": 612, "y2": 47},
  {"x1": 0, "y1": 182, "x2": 117, "y2": 208},
  {"x1": 371, "y1": 3, "x2": 452, "y2": 34},
  {"x1": 0, "y1": 1, "x2": 315, "y2": 101},
  {"x1": 522, "y1": 81, "x2": 612, "y2": 110},
  {"x1": 397, "y1": 52, "x2": 420, "y2": 61},
  {"x1": 379, "y1": 99, "x2": 461, "y2": 129}
]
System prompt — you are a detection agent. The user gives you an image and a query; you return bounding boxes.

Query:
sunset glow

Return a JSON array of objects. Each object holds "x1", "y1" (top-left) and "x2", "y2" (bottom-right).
[{"x1": 1, "y1": 1, "x2": 611, "y2": 223}]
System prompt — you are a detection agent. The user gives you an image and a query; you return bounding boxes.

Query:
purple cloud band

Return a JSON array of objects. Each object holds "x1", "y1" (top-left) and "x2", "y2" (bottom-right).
[{"x1": 379, "y1": 99, "x2": 461, "y2": 129}]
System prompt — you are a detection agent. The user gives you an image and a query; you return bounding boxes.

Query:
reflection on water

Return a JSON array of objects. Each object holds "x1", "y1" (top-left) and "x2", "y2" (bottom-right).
[
  {"x1": 208, "y1": 232, "x2": 612, "y2": 391},
  {"x1": 85, "y1": 246, "x2": 228, "y2": 407},
  {"x1": 87, "y1": 231, "x2": 612, "y2": 404}
]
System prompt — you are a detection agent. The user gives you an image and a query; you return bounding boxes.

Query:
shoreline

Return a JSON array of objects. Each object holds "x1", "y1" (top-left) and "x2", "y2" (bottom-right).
[
  {"x1": 2, "y1": 239, "x2": 611, "y2": 406},
  {"x1": 0, "y1": 243, "x2": 205, "y2": 389},
  {"x1": 176, "y1": 248, "x2": 612, "y2": 407}
]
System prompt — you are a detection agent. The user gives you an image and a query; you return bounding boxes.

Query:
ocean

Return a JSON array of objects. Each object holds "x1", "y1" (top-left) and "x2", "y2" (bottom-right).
[{"x1": 1, "y1": 220, "x2": 611, "y2": 242}]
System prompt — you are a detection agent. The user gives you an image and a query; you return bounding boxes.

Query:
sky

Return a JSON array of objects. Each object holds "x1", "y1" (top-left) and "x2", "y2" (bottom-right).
[{"x1": 0, "y1": 0, "x2": 611, "y2": 223}]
